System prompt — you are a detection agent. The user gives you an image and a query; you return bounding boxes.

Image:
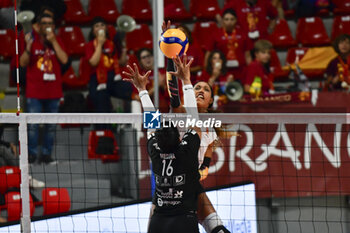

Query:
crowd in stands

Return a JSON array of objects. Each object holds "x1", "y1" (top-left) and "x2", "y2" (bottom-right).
[
  {"x1": 0, "y1": 0, "x2": 350, "y2": 224},
  {"x1": 0, "y1": 0, "x2": 348, "y2": 152},
  {"x1": 0, "y1": 0, "x2": 349, "y2": 114},
  {"x1": 0, "y1": 0, "x2": 348, "y2": 147}
]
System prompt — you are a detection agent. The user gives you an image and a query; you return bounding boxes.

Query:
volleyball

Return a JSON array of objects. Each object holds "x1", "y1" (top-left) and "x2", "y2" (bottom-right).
[{"x1": 159, "y1": 28, "x2": 189, "y2": 58}]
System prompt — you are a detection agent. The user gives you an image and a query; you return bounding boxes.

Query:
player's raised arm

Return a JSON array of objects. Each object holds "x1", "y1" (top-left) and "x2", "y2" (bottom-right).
[
  {"x1": 122, "y1": 63, "x2": 154, "y2": 111},
  {"x1": 122, "y1": 63, "x2": 157, "y2": 138},
  {"x1": 169, "y1": 54, "x2": 198, "y2": 118}
]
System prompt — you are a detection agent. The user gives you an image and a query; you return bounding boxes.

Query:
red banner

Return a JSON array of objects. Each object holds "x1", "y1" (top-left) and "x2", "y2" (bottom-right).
[{"x1": 138, "y1": 123, "x2": 350, "y2": 199}]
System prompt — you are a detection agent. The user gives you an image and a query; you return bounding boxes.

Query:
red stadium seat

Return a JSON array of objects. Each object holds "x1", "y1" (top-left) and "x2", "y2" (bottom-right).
[
  {"x1": 88, "y1": 130, "x2": 120, "y2": 163},
  {"x1": 286, "y1": 47, "x2": 309, "y2": 66},
  {"x1": 63, "y1": 0, "x2": 91, "y2": 25},
  {"x1": 331, "y1": 15, "x2": 350, "y2": 40},
  {"x1": 88, "y1": 0, "x2": 119, "y2": 24},
  {"x1": 58, "y1": 26, "x2": 86, "y2": 57},
  {"x1": 268, "y1": 19, "x2": 297, "y2": 49},
  {"x1": 0, "y1": 0, "x2": 13, "y2": 8},
  {"x1": 0, "y1": 166, "x2": 21, "y2": 194},
  {"x1": 164, "y1": 0, "x2": 192, "y2": 22},
  {"x1": 190, "y1": 0, "x2": 220, "y2": 21},
  {"x1": 5, "y1": 191, "x2": 34, "y2": 222},
  {"x1": 125, "y1": 24, "x2": 153, "y2": 52},
  {"x1": 122, "y1": 0, "x2": 152, "y2": 23},
  {"x1": 333, "y1": 0, "x2": 350, "y2": 15},
  {"x1": 62, "y1": 66, "x2": 89, "y2": 89},
  {"x1": 192, "y1": 21, "x2": 219, "y2": 51},
  {"x1": 42, "y1": 188, "x2": 71, "y2": 216},
  {"x1": 296, "y1": 17, "x2": 330, "y2": 47},
  {"x1": 270, "y1": 49, "x2": 288, "y2": 80},
  {"x1": 0, "y1": 29, "x2": 15, "y2": 60}
]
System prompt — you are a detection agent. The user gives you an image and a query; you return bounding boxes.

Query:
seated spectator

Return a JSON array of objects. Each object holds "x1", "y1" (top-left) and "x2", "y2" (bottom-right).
[
  {"x1": 85, "y1": 17, "x2": 132, "y2": 114},
  {"x1": 0, "y1": 123, "x2": 45, "y2": 188},
  {"x1": 221, "y1": 0, "x2": 278, "y2": 44},
  {"x1": 271, "y1": 0, "x2": 284, "y2": 19},
  {"x1": 177, "y1": 24, "x2": 203, "y2": 81},
  {"x1": 244, "y1": 40, "x2": 274, "y2": 96},
  {"x1": 19, "y1": 13, "x2": 68, "y2": 164},
  {"x1": 198, "y1": 50, "x2": 234, "y2": 96},
  {"x1": 325, "y1": 34, "x2": 350, "y2": 91},
  {"x1": 136, "y1": 48, "x2": 170, "y2": 112},
  {"x1": 206, "y1": 8, "x2": 250, "y2": 76}
]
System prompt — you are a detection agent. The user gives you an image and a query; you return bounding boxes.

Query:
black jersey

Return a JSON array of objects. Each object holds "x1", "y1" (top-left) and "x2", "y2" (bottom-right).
[{"x1": 147, "y1": 129, "x2": 201, "y2": 215}]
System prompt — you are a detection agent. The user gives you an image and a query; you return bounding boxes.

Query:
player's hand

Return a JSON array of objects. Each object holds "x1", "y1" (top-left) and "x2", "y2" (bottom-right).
[
  {"x1": 199, "y1": 167, "x2": 209, "y2": 181},
  {"x1": 162, "y1": 20, "x2": 171, "y2": 34},
  {"x1": 122, "y1": 63, "x2": 151, "y2": 92},
  {"x1": 168, "y1": 54, "x2": 193, "y2": 84}
]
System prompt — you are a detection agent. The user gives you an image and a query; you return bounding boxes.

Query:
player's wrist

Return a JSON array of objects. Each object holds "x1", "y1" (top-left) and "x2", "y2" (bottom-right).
[
  {"x1": 200, "y1": 157, "x2": 211, "y2": 170},
  {"x1": 138, "y1": 89, "x2": 148, "y2": 98}
]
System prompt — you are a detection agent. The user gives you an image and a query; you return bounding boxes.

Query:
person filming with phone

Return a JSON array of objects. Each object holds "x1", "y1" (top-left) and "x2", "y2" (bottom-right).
[{"x1": 19, "y1": 13, "x2": 68, "y2": 164}]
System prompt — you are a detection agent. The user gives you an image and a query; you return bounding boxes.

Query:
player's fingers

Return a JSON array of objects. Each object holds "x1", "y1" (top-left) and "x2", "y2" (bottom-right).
[
  {"x1": 122, "y1": 78, "x2": 133, "y2": 83},
  {"x1": 144, "y1": 70, "x2": 152, "y2": 79},
  {"x1": 122, "y1": 71, "x2": 133, "y2": 78},
  {"x1": 183, "y1": 53, "x2": 187, "y2": 65},
  {"x1": 168, "y1": 71, "x2": 177, "y2": 76},
  {"x1": 172, "y1": 56, "x2": 180, "y2": 66},
  {"x1": 187, "y1": 58, "x2": 194, "y2": 67},
  {"x1": 176, "y1": 54, "x2": 182, "y2": 66},
  {"x1": 162, "y1": 21, "x2": 166, "y2": 32},
  {"x1": 126, "y1": 65, "x2": 134, "y2": 74},
  {"x1": 167, "y1": 20, "x2": 171, "y2": 30},
  {"x1": 133, "y1": 63, "x2": 140, "y2": 75}
]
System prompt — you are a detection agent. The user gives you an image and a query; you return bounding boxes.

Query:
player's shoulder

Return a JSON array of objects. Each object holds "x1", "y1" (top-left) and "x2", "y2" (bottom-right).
[{"x1": 180, "y1": 129, "x2": 199, "y2": 144}]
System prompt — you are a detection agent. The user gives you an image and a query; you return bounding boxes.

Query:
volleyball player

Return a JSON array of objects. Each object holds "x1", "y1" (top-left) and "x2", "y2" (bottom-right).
[
  {"x1": 122, "y1": 61, "x2": 203, "y2": 233},
  {"x1": 167, "y1": 54, "x2": 230, "y2": 233}
]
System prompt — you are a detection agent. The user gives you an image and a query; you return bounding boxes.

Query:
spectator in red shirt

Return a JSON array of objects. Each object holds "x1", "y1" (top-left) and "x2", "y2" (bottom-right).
[
  {"x1": 206, "y1": 8, "x2": 250, "y2": 79},
  {"x1": 19, "y1": 13, "x2": 68, "y2": 164},
  {"x1": 85, "y1": 17, "x2": 132, "y2": 115},
  {"x1": 136, "y1": 48, "x2": 170, "y2": 113},
  {"x1": 244, "y1": 40, "x2": 274, "y2": 96},
  {"x1": 198, "y1": 50, "x2": 234, "y2": 96},
  {"x1": 325, "y1": 34, "x2": 350, "y2": 91},
  {"x1": 221, "y1": 0, "x2": 278, "y2": 45}
]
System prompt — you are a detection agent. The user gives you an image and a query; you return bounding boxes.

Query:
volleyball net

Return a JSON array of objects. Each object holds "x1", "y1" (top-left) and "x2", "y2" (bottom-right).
[{"x1": 0, "y1": 112, "x2": 349, "y2": 233}]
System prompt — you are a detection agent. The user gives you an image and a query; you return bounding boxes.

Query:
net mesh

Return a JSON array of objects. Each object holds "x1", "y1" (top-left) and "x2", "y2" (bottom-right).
[{"x1": 0, "y1": 113, "x2": 349, "y2": 233}]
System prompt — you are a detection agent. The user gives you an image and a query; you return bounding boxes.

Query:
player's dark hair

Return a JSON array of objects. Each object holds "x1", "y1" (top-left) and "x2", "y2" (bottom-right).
[
  {"x1": 177, "y1": 24, "x2": 193, "y2": 44},
  {"x1": 333, "y1": 34, "x2": 350, "y2": 55},
  {"x1": 155, "y1": 122, "x2": 180, "y2": 153}
]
